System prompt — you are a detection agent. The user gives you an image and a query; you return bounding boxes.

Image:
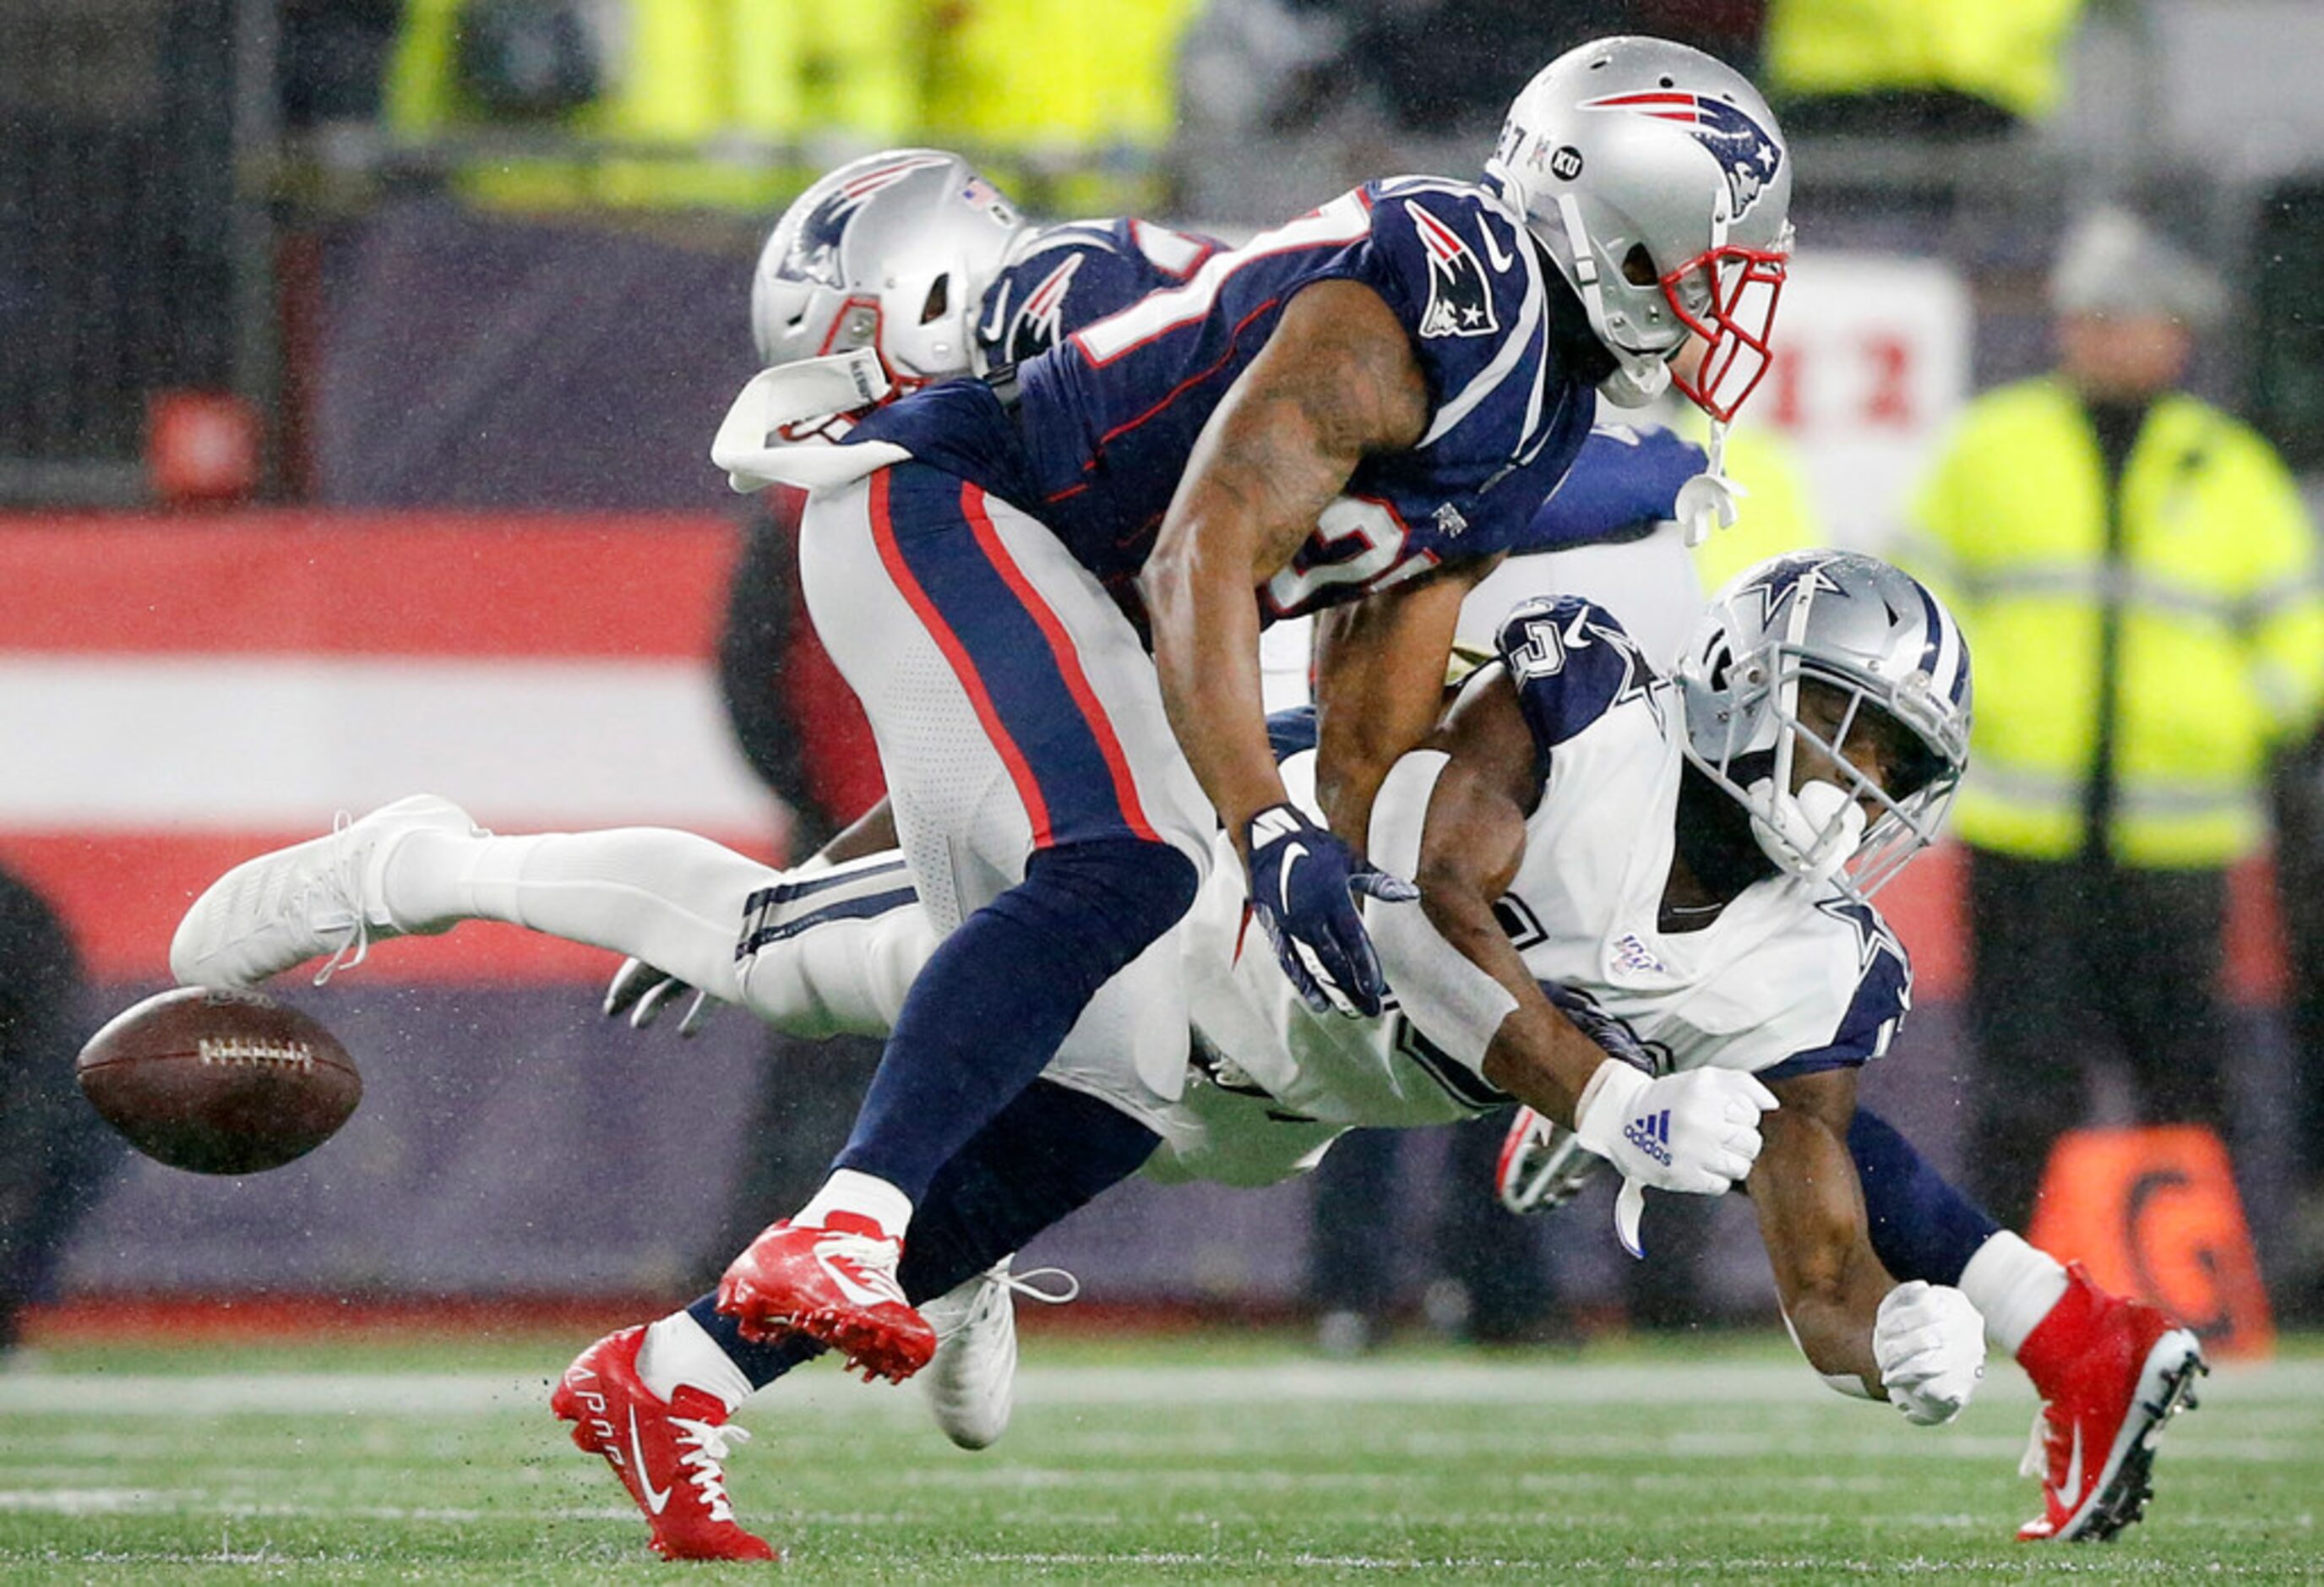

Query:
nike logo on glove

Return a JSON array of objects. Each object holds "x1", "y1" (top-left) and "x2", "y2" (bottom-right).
[{"x1": 1277, "y1": 842, "x2": 1307, "y2": 913}]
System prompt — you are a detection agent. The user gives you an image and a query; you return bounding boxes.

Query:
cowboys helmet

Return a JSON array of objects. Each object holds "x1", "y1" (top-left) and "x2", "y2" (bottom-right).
[
  {"x1": 1486, "y1": 36, "x2": 1793, "y2": 419},
  {"x1": 749, "y1": 149, "x2": 1031, "y2": 385},
  {"x1": 1676, "y1": 552, "x2": 1972, "y2": 900}
]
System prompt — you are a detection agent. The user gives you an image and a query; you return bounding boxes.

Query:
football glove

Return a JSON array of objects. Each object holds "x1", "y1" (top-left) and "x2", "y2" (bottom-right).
[
  {"x1": 1242, "y1": 803, "x2": 1417, "y2": 1019},
  {"x1": 1572, "y1": 1063, "x2": 1778, "y2": 1257},
  {"x1": 1874, "y1": 1279, "x2": 1987, "y2": 1426},
  {"x1": 603, "y1": 957, "x2": 716, "y2": 1038}
]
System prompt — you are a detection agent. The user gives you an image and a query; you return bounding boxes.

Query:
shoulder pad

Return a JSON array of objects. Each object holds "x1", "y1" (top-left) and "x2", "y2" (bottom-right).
[{"x1": 1494, "y1": 596, "x2": 1663, "y2": 754}]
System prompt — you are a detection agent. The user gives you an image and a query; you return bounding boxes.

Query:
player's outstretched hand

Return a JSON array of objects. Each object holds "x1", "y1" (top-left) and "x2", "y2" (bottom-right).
[
  {"x1": 1572, "y1": 1065, "x2": 1778, "y2": 1256},
  {"x1": 1874, "y1": 1280, "x2": 1987, "y2": 1426},
  {"x1": 1242, "y1": 803, "x2": 1418, "y2": 1018},
  {"x1": 603, "y1": 957, "x2": 716, "y2": 1038}
]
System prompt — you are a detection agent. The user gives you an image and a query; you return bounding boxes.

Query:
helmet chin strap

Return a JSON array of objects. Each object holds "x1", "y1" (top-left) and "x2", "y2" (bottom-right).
[
  {"x1": 1744, "y1": 778, "x2": 1866, "y2": 887},
  {"x1": 1554, "y1": 192, "x2": 1671, "y2": 406}
]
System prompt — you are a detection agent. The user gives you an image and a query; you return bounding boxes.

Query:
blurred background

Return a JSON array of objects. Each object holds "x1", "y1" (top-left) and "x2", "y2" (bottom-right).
[{"x1": 3, "y1": 0, "x2": 2321, "y2": 1360}]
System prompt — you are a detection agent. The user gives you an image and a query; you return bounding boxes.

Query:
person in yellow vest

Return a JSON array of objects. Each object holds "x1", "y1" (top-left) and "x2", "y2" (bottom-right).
[
  {"x1": 1901, "y1": 207, "x2": 2324, "y2": 1229},
  {"x1": 1763, "y1": 0, "x2": 2087, "y2": 137},
  {"x1": 383, "y1": 0, "x2": 1199, "y2": 215}
]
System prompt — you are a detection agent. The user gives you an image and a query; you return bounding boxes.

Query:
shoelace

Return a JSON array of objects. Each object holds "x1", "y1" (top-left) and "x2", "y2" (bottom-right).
[
  {"x1": 2019, "y1": 1405, "x2": 2059, "y2": 1482},
  {"x1": 311, "y1": 810, "x2": 371, "y2": 986},
  {"x1": 670, "y1": 1417, "x2": 752, "y2": 1524},
  {"x1": 941, "y1": 1264, "x2": 1081, "y2": 1340}
]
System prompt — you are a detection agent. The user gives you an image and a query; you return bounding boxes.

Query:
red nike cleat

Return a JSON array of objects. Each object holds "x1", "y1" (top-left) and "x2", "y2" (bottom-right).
[
  {"x1": 550, "y1": 1326, "x2": 778, "y2": 1562},
  {"x1": 2012, "y1": 1263, "x2": 2207, "y2": 1542},
  {"x1": 716, "y1": 1213, "x2": 937, "y2": 1384}
]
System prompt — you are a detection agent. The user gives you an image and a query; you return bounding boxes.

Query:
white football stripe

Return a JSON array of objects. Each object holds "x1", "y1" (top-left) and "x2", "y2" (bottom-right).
[{"x1": 0, "y1": 654, "x2": 776, "y2": 829}]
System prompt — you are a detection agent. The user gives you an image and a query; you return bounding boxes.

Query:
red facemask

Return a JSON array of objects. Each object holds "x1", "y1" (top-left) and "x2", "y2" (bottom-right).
[{"x1": 1663, "y1": 244, "x2": 1787, "y2": 423}]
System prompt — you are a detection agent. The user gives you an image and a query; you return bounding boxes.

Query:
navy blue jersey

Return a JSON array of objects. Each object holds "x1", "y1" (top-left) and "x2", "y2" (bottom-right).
[
  {"x1": 857, "y1": 178, "x2": 1599, "y2": 622},
  {"x1": 974, "y1": 219, "x2": 1218, "y2": 370}
]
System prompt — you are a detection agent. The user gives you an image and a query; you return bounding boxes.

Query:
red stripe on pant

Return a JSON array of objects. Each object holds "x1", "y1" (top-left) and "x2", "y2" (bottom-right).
[
  {"x1": 956, "y1": 483, "x2": 1162, "y2": 845},
  {"x1": 866, "y1": 468, "x2": 1056, "y2": 847}
]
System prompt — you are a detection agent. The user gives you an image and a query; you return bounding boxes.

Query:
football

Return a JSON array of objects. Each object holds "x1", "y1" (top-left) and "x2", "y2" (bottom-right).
[{"x1": 76, "y1": 986, "x2": 363, "y2": 1175}]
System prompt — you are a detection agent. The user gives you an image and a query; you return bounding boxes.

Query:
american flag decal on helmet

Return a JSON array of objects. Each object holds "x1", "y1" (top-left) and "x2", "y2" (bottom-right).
[{"x1": 1581, "y1": 90, "x2": 1783, "y2": 218}]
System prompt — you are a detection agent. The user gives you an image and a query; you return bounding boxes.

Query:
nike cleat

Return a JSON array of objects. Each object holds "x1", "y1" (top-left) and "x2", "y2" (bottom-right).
[
  {"x1": 170, "y1": 794, "x2": 479, "y2": 988},
  {"x1": 2013, "y1": 1263, "x2": 2207, "y2": 1542},
  {"x1": 918, "y1": 1257, "x2": 1079, "y2": 1450},
  {"x1": 550, "y1": 1325, "x2": 777, "y2": 1562},
  {"x1": 716, "y1": 1213, "x2": 936, "y2": 1384}
]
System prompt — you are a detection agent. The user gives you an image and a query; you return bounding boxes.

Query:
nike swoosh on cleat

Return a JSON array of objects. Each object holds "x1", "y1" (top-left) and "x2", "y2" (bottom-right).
[
  {"x1": 814, "y1": 1246, "x2": 909, "y2": 1310},
  {"x1": 2062, "y1": 1424, "x2": 2084, "y2": 1509},
  {"x1": 629, "y1": 1409, "x2": 672, "y2": 1514}
]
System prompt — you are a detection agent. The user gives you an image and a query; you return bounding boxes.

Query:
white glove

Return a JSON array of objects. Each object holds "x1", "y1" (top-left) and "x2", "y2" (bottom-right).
[
  {"x1": 1874, "y1": 1280, "x2": 1987, "y2": 1426},
  {"x1": 1572, "y1": 1062, "x2": 1777, "y2": 1257}
]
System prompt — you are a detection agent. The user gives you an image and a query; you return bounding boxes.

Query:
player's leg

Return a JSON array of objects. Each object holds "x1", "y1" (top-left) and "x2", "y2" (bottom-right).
[
  {"x1": 1962, "y1": 850, "x2": 2093, "y2": 1229},
  {"x1": 717, "y1": 465, "x2": 1208, "y2": 1376},
  {"x1": 554, "y1": 1079, "x2": 1157, "y2": 1558},
  {"x1": 2099, "y1": 865, "x2": 2231, "y2": 1132},
  {"x1": 1847, "y1": 1107, "x2": 2204, "y2": 1542}
]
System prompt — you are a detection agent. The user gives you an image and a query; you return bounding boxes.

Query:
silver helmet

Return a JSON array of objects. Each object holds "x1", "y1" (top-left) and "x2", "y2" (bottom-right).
[
  {"x1": 1677, "y1": 552, "x2": 1972, "y2": 900},
  {"x1": 749, "y1": 149, "x2": 1031, "y2": 385},
  {"x1": 1486, "y1": 36, "x2": 1793, "y2": 419}
]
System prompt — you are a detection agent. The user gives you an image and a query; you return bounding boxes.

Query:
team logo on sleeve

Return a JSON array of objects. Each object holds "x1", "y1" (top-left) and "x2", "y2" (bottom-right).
[
  {"x1": 1405, "y1": 201, "x2": 1499, "y2": 340},
  {"x1": 997, "y1": 254, "x2": 1085, "y2": 363},
  {"x1": 1582, "y1": 91, "x2": 1783, "y2": 218}
]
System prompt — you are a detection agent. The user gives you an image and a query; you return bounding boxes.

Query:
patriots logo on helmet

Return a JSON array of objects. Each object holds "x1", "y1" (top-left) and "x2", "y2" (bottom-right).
[
  {"x1": 1581, "y1": 90, "x2": 1783, "y2": 218},
  {"x1": 782, "y1": 154, "x2": 953, "y2": 288},
  {"x1": 1405, "y1": 201, "x2": 1499, "y2": 340}
]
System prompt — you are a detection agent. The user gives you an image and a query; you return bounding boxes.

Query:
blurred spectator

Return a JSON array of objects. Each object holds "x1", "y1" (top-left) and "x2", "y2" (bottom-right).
[
  {"x1": 0, "y1": 868, "x2": 111, "y2": 1358},
  {"x1": 383, "y1": 0, "x2": 1200, "y2": 214},
  {"x1": 384, "y1": 0, "x2": 928, "y2": 209},
  {"x1": 2272, "y1": 662, "x2": 2324, "y2": 1317},
  {"x1": 1763, "y1": 0, "x2": 2086, "y2": 138},
  {"x1": 280, "y1": 0, "x2": 401, "y2": 131},
  {"x1": 1901, "y1": 207, "x2": 2324, "y2": 1230}
]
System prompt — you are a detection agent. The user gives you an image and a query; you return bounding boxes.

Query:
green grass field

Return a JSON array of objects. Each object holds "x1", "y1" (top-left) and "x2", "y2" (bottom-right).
[{"x1": 1, "y1": 1329, "x2": 2317, "y2": 1583}]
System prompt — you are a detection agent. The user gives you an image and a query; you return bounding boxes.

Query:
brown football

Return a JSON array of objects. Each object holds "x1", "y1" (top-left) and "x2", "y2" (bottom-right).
[{"x1": 76, "y1": 986, "x2": 362, "y2": 1175}]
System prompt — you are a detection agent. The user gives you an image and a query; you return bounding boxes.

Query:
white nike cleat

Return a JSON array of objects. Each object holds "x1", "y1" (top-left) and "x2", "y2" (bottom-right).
[
  {"x1": 170, "y1": 794, "x2": 481, "y2": 988},
  {"x1": 917, "y1": 1257, "x2": 1079, "y2": 1450}
]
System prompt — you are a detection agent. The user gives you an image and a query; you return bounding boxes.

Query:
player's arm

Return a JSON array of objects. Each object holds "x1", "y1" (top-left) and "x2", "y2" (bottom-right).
[
  {"x1": 1395, "y1": 670, "x2": 1612, "y2": 1121},
  {"x1": 1750, "y1": 1066, "x2": 1891, "y2": 1393},
  {"x1": 1309, "y1": 556, "x2": 1500, "y2": 850},
  {"x1": 1753, "y1": 1065, "x2": 1988, "y2": 1421},
  {"x1": 1140, "y1": 278, "x2": 1430, "y2": 854},
  {"x1": 1369, "y1": 669, "x2": 1774, "y2": 1231}
]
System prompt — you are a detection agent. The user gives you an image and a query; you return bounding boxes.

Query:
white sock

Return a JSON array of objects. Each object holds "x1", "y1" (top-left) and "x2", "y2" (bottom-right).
[
  {"x1": 1957, "y1": 1230, "x2": 2071, "y2": 1357},
  {"x1": 635, "y1": 1310, "x2": 754, "y2": 1413},
  {"x1": 797, "y1": 1167, "x2": 914, "y2": 1241},
  {"x1": 379, "y1": 827, "x2": 774, "y2": 1003}
]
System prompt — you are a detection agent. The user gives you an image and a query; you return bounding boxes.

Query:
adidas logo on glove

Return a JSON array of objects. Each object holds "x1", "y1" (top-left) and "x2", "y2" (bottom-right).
[{"x1": 1624, "y1": 1109, "x2": 1673, "y2": 1166}]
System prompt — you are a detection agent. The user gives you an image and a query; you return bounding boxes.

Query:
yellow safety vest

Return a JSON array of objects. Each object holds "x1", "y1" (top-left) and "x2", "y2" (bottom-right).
[
  {"x1": 386, "y1": 0, "x2": 925, "y2": 210},
  {"x1": 1902, "y1": 380, "x2": 2324, "y2": 867},
  {"x1": 1763, "y1": 0, "x2": 2086, "y2": 123},
  {"x1": 1686, "y1": 417, "x2": 1821, "y2": 595}
]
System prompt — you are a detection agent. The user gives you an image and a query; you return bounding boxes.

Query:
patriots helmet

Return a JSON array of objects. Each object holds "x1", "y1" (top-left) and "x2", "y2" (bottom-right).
[
  {"x1": 1487, "y1": 36, "x2": 1792, "y2": 419},
  {"x1": 1676, "y1": 552, "x2": 1972, "y2": 900},
  {"x1": 749, "y1": 149, "x2": 1031, "y2": 386}
]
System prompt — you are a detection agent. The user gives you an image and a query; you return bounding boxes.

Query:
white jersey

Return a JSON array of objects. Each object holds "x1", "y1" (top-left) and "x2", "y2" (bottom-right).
[{"x1": 1151, "y1": 595, "x2": 1910, "y2": 1186}]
